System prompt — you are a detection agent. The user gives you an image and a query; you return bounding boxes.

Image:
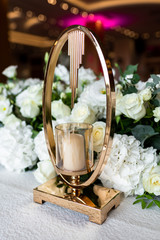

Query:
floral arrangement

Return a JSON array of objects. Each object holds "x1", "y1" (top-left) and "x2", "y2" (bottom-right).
[{"x1": 0, "y1": 61, "x2": 160, "y2": 209}]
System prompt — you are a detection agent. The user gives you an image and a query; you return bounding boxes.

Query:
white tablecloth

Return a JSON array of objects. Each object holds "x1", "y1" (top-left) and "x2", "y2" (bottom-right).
[{"x1": 0, "y1": 165, "x2": 160, "y2": 240}]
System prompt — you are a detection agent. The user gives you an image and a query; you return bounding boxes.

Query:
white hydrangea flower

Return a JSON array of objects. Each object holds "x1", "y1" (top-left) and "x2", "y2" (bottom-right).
[
  {"x1": 0, "y1": 123, "x2": 37, "y2": 172},
  {"x1": 34, "y1": 160, "x2": 56, "y2": 183},
  {"x1": 34, "y1": 129, "x2": 50, "y2": 161},
  {"x1": 0, "y1": 95, "x2": 12, "y2": 122},
  {"x1": 99, "y1": 134, "x2": 158, "y2": 197},
  {"x1": 71, "y1": 102, "x2": 96, "y2": 124},
  {"x1": 2, "y1": 65, "x2": 17, "y2": 78},
  {"x1": 54, "y1": 64, "x2": 69, "y2": 84},
  {"x1": 51, "y1": 100, "x2": 71, "y2": 120},
  {"x1": 78, "y1": 78, "x2": 106, "y2": 118},
  {"x1": 153, "y1": 107, "x2": 160, "y2": 122}
]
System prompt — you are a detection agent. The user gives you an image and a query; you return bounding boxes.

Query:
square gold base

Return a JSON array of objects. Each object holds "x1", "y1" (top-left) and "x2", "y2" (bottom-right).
[{"x1": 33, "y1": 177, "x2": 121, "y2": 224}]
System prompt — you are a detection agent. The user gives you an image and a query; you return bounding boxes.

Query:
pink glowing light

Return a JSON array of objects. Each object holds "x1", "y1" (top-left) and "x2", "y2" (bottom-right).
[{"x1": 62, "y1": 14, "x2": 126, "y2": 29}]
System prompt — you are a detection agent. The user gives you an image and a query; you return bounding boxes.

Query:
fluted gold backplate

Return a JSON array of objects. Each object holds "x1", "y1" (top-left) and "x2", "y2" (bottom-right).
[{"x1": 43, "y1": 25, "x2": 115, "y2": 188}]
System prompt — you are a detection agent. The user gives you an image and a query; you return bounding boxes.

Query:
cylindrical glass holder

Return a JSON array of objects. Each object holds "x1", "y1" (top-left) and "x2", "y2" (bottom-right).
[{"x1": 55, "y1": 123, "x2": 93, "y2": 177}]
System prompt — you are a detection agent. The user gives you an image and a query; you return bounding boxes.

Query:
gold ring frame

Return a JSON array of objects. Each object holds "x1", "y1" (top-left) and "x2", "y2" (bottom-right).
[{"x1": 43, "y1": 25, "x2": 115, "y2": 188}]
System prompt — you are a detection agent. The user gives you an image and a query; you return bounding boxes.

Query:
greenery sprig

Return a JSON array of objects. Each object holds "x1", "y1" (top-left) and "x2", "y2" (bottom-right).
[
  {"x1": 133, "y1": 192, "x2": 160, "y2": 209},
  {"x1": 115, "y1": 63, "x2": 140, "y2": 95}
]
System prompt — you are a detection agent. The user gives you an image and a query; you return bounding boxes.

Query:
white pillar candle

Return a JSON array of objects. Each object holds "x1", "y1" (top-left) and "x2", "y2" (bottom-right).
[{"x1": 62, "y1": 133, "x2": 86, "y2": 171}]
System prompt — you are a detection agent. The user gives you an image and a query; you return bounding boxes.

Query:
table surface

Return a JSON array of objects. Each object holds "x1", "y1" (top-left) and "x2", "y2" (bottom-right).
[{"x1": 0, "y1": 165, "x2": 160, "y2": 240}]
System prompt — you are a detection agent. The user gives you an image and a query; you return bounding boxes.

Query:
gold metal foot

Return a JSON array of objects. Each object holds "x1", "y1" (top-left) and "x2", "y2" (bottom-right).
[{"x1": 33, "y1": 177, "x2": 121, "y2": 224}]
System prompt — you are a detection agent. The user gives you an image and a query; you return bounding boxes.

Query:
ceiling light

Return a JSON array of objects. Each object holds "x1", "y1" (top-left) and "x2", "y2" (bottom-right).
[
  {"x1": 26, "y1": 11, "x2": 33, "y2": 18},
  {"x1": 13, "y1": 7, "x2": 21, "y2": 12},
  {"x1": 9, "y1": 22, "x2": 17, "y2": 30},
  {"x1": 70, "y1": 7, "x2": 79, "y2": 15},
  {"x1": 89, "y1": 13, "x2": 94, "y2": 19},
  {"x1": 38, "y1": 14, "x2": 47, "y2": 22},
  {"x1": 155, "y1": 31, "x2": 160, "y2": 38},
  {"x1": 61, "y1": 3, "x2": 69, "y2": 10},
  {"x1": 142, "y1": 33, "x2": 150, "y2": 40},
  {"x1": 48, "y1": 0, "x2": 57, "y2": 5},
  {"x1": 81, "y1": 11, "x2": 88, "y2": 18}
]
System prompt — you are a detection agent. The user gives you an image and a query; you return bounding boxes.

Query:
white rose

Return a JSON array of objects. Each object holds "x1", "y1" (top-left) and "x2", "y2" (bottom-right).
[
  {"x1": 143, "y1": 166, "x2": 160, "y2": 195},
  {"x1": 20, "y1": 99, "x2": 40, "y2": 118},
  {"x1": 115, "y1": 92, "x2": 123, "y2": 116},
  {"x1": 0, "y1": 96, "x2": 12, "y2": 122},
  {"x1": 27, "y1": 84, "x2": 43, "y2": 105},
  {"x1": 56, "y1": 116, "x2": 71, "y2": 125},
  {"x1": 153, "y1": 107, "x2": 160, "y2": 122},
  {"x1": 139, "y1": 87, "x2": 152, "y2": 101},
  {"x1": 93, "y1": 121, "x2": 106, "y2": 152},
  {"x1": 23, "y1": 78, "x2": 42, "y2": 88},
  {"x1": 119, "y1": 93, "x2": 146, "y2": 120},
  {"x1": 3, "y1": 114, "x2": 21, "y2": 129},
  {"x1": 51, "y1": 100, "x2": 71, "y2": 120},
  {"x1": 16, "y1": 83, "x2": 43, "y2": 108},
  {"x1": 71, "y1": 102, "x2": 96, "y2": 124},
  {"x1": 34, "y1": 130, "x2": 50, "y2": 161},
  {"x1": 0, "y1": 124, "x2": 37, "y2": 172},
  {"x1": 2, "y1": 65, "x2": 17, "y2": 78},
  {"x1": 54, "y1": 64, "x2": 69, "y2": 84},
  {"x1": 34, "y1": 160, "x2": 56, "y2": 183}
]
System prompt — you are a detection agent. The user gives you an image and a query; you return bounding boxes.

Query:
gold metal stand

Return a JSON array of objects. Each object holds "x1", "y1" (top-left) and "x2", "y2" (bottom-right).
[{"x1": 33, "y1": 177, "x2": 121, "y2": 225}]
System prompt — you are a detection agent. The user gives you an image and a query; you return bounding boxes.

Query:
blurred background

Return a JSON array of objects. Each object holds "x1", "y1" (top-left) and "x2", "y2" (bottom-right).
[{"x1": 1, "y1": 0, "x2": 160, "y2": 81}]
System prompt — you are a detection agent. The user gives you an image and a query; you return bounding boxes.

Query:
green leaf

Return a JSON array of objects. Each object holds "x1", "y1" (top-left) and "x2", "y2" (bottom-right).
[
  {"x1": 44, "y1": 52, "x2": 49, "y2": 64},
  {"x1": 124, "y1": 64, "x2": 138, "y2": 75},
  {"x1": 131, "y1": 74, "x2": 140, "y2": 84},
  {"x1": 146, "y1": 82, "x2": 155, "y2": 88},
  {"x1": 133, "y1": 199, "x2": 143, "y2": 204},
  {"x1": 131, "y1": 125, "x2": 157, "y2": 146},
  {"x1": 122, "y1": 86, "x2": 137, "y2": 95},
  {"x1": 153, "y1": 88, "x2": 160, "y2": 95},
  {"x1": 0, "y1": 122, "x2": 4, "y2": 128},
  {"x1": 32, "y1": 130, "x2": 39, "y2": 138},
  {"x1": 150, "y1": 74, "x2": 160, "y2": 85},
  {"x1": 145, "y1": 194, "x2": 153, "y2": 200},
  {"x1": 115, "y1": 63, "x2": 123, "y2": 76},
  {"x1": 150, "y1": 99, "x2": 160, "y2": 107},
  {"x1": 141, "y1": 199, "x2": 147, "y2": 209},
  {"x1": 135, "y1": 194, "x2": 147, "y2": 199},
  {"x1": 116, "y1": 116, "x2": 121, "y2": 124},
  {"x1": 146, "y1": 201, "x2": 154, "y2": 208},
  {"x1": 144, "y1": 134, "x2": 160, "y2": 151},
  {"x1": 154, "y1": 200, "x2": 160, "y2": 208}
]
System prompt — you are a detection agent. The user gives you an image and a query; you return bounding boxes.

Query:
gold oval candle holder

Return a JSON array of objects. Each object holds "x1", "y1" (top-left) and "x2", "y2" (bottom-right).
[{"x1": 33, "y1": 25, "x2": 121, "y2": 224}]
